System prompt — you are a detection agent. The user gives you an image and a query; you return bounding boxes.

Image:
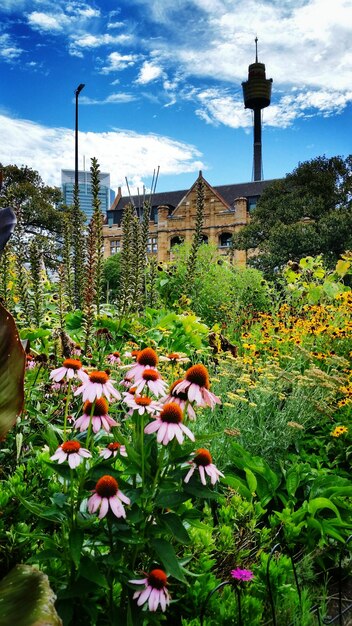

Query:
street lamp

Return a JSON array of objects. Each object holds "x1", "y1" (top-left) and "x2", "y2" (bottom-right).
[{"x1": 74, "y1": 83, "x2": 85, "y2": 191}]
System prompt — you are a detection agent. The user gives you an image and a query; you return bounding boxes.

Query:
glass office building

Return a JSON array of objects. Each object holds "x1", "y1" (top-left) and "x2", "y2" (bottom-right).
[{"x1": 61, "y1": 170, "x2": 115, "y2": 222}]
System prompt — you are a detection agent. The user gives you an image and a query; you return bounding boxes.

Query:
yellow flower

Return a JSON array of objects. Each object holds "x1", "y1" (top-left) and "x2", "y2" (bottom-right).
[{"x1": 331, "y1": 426, "x2": 348, "y2": 438}]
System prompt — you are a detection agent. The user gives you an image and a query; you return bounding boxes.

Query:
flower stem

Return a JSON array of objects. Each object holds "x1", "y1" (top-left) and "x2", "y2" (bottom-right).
[
  {"x1": 85, "y1": 400, "x2": 96, "y2": 451},
  {"x1": 63, "y1": 379, "x2": 72, "y2": 442}
]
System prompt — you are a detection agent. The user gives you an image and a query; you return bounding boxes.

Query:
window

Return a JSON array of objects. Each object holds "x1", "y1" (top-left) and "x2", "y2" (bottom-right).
[
  {"x1": 110, "y1": 240, "x2": 121, "y2": 255},
  {"x1": 200, "y1": 234, "x2": 208, "y2": 244},
  {"x1": 248, "y1": 196, "x2": 258, "y2": 213},
  {"x1": 147, "y1": 236, "x2": 158, "y2": 253},
  {"x1": 170, "y1": 236, "x2": 183, "y2": 248},
  {"x1": 219, "y1": 232, "x2": 232, "y2": 248}
]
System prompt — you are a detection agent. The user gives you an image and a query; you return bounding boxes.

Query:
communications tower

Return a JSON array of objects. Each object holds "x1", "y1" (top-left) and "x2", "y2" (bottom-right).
[{"x1": 242, "y1": 38, "x2": 272, "y2": 181}]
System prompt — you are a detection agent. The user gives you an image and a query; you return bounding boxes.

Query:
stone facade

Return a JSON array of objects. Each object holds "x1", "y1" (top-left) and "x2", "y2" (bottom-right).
[{"x1": 103, "y1": 172, "x2": 275, "y2": 265}]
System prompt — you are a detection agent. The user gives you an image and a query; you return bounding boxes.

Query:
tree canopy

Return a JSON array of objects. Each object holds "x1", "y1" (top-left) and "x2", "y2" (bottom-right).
[
  {"x1": 232, "y1": 155, "x2": 352, "y2": 277},
  {"x1": 0, "y1": 164, "x2": 64, "y2": 267}
]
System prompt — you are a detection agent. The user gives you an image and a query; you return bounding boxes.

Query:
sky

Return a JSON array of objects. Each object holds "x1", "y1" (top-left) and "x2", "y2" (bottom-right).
[{"x1": 1, "y1": 0, "x2": 352, "y2": 196}]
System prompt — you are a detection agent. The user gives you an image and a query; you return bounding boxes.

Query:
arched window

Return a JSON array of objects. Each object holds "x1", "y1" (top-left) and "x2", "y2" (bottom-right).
[
  {"x1": 200, "y1": 234, "x2": 208, "y2": 244},
  {"x1": 170, "y1": 236, "x2": 184, "y2": 248},
  {"x1": 219, "y1": 232, "x2": 232, "y2": 248}
]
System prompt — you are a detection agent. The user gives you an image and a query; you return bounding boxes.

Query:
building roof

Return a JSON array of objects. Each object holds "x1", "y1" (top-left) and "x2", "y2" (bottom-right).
[{"x1": 107, "y1": 178, "x2": 278, "y2": 225}]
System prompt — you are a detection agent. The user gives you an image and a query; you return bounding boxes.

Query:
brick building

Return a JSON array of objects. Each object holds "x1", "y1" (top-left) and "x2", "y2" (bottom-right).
[{"x1": 103, "y1": 172, "x2": 275, "y2": 265}]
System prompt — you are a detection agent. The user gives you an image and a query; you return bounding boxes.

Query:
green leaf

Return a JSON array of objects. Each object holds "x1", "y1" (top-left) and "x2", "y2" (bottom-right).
[
  {"x1": 308, "y1": 497, "x2": 340, "y2": 519},
  {"x1": 79, "y1": 557, "x2": 109, "y2": 588},
  {"x1": 17, "y1": 494, "x2": 65, "y2": 523},
  {"x1": 223, "y1": 475, "x2": 252, "y2": 500},
  {"x1": 156, "y1": 491, "x2": 190, "y2": 508},
  {"x1": 0, "y1": 564, "x2": 62, "y2": 626},
  {"x1": 159, "y1": 512, "x2": 191, "y2": 544},
  {"x1": 245, "y1": 468, "x2": 257, "y2": 493},
  {"x1": 335, "y1": 259, "x2": 351, "y2": 277},
  {"x1": 150, "y1": 538, "x2": 187, "y2": 583},
  {"x1": 0, "y1": 303, "x2": 25, "y2": 438},
  {"x1": 69, "y1": 528, "x2": 84, "y2": 568},
  {"x1": 285, "y1": 469, "x2": 300, "y2": 497}
]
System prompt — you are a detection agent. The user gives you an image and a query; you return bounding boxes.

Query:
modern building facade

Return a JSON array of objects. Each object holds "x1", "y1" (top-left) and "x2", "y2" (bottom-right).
[
  {"x1": 103, "y1": 172, "x2": 276, "y2": 265},
  {"x1": 61, "y1": 169, "x2": 115, "y2": 222}
]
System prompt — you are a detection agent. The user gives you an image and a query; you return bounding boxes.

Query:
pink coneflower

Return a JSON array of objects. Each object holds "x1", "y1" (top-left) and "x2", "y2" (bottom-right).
[
  {"x1": 26, "y1": 355, "x2": 36, "y2": 370},
  {"x1": 50, "y1": 358, "x2": 87, "y2": 383},
  {"x1": 50, "y1": 440, "x2": 91, "y2": 469},
  {"x1": 230, "y1": 568, "x2": 254, "y2": 582},
  {"x1": 172, "y1": 364, "x2": 221, "y2": 409},
  {"x1": 124, "y1": 347, "x2": 159, "y2": 381},
  {"x1": 87, "y1": 475, "x2": 130, "y2": 519},
  {"x1": 134, "y1": 369, "x2": 168, "y2": 398},
  {"x1": 184, "y1": 448, "x2": 224, "y2": 486},
  {"x1": 99, "y1": 442, "x2": 127, "y2": 459},
  {"x1": 130, "y1": 569, "x2": 170, "y2": 612},
  {"x1": 107, "y1": 351, "x2": 121, "y2": 365},
  {"x1": 124, "y1": 394, "x2": 161, "y2": 416},
  {"x1": 74, "y1": 398, "x2": 119, "y2": 433},
  {"x1": 144, "y1": 402, "x2": 195, "y2": 445},
  {"x1": 161, "y1": 379, "x2": 197, "y2": 420},
  {"x1": 74, "y1": 370, "x2": 121, "y2": 403}
]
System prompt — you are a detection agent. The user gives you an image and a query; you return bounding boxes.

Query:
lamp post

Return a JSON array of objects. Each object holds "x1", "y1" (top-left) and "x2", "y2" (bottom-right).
[{"x1": 74, "y1": 83, "x2": 85, "y2": 191}]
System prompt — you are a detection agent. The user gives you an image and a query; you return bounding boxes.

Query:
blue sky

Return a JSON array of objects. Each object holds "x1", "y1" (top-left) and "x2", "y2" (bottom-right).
[{"x1": 1, "y1": 0, "x2": 352, "y2": 195}]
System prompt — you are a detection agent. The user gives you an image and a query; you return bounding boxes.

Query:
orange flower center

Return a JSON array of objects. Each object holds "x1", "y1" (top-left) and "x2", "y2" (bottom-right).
[
  {"x1": 113, "y1": 351, "x2": 120, "y2": 357},
  {"x1": 148, "y1": 569, "x2": 168, "y2": 590},
  {"x1": 194, "y1": 448, "x2": 212, "y2": 466},
  {"x1": 185, "y1": 364, "x2": 209, "y2": 389},
  {"x1": 84, "y1": 397, "x2": 109, "y2": 416},
  {"x1": 170, "y1": 379, "x2": 188, "y2": 401},
  {"x1": 63, "y1": 358, "x2": 82, "y2": 371},
  {"x1": 142, "y1": 369, "x2": 160, "y2": 382},
  {"x1": 107, "y1": 442, "x2": 121, "y2": 451},
  {"x1": 160, "y1": 402, "x2": 183, "y2": 424},
  {"x1": 95, "y1": 475, "x2": 118, "y2": 498},
  {"x1": 168, "y1": 353, "x2": 180, "y2": 361},
  {"x1": 131, "y1": 350, "x2": 140, "y2": 359},
  {"x1": 89, "y1": 371, "x2": 109, "y2": 384},
  {"x1": 61, "y1": 440, "x2": 81, "y2": 454},
  {"x1": 137, "y1": 348, "x2": 158, "y2": 367},
  {"x1": 135, "y1": 396, "x2": 152, "y2": 406}
]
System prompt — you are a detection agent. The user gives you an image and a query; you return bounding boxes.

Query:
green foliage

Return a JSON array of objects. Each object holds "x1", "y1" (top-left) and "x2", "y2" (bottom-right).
[
  {"x1": 233, "y1": 155, "x2": 352, "y2": 277},
  {"x1": 158, "y1": 243, "x2": 271, "y2": 326},
  {"x1": 0, "y1": 163, "x2": 63, "y2": 269}
]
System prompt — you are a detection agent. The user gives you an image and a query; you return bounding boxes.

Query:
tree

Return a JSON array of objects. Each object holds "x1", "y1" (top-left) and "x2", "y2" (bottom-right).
[
  {"x1": 232, "y1": 155, "x2": 352, "y2": 277},
  {"x1": 0, "y1": 164, "x2": 64, "y2": 268}
]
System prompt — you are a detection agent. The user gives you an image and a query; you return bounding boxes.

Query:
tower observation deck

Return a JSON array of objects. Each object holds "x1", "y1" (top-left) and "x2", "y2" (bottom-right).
[{"x1": 242, "y1": 38, "x2": 272, "y2": 181}]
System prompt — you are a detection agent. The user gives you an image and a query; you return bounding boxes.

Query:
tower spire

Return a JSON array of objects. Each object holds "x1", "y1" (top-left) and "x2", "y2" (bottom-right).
[{"x1": 242, "y1": 43, "x2": 272, "y2": 181}]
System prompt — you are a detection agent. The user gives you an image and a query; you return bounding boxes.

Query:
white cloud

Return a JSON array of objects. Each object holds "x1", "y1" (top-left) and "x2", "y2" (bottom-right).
[
  {"x1": 70, "y1": 32, "x2": 133, "y2": 50},
  {"x1": 101, "y1": 52, "x2": 139, "y2": 73},
  {"x1": 0, "y1": 114, "x2": 204, "y2": 194},
  {"x1": 80, "y1": 93, "x2": 137, "y2": 105},
  {"x1": 0, "y1": 33, "x2": 23, "y2": 61},
  {"x1": 27, "y1": 11, "x2": 69, "y2": 32},
  {"x1": 135, "y1": 61, "x2": 164, "y2": 84}
]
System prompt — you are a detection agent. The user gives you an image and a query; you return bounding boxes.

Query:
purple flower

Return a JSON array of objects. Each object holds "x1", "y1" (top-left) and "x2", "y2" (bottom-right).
[{"x1": 230, "y1": 568, "x2": 254, "y2": 582}]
